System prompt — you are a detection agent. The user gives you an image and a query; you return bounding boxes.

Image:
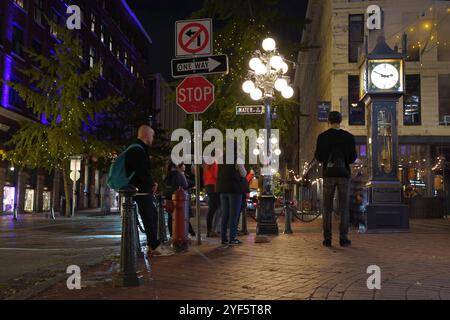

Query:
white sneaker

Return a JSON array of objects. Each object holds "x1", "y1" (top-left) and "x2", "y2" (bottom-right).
[{"x1": 150, "y1": 245, "x2": 174, "y2": 256}]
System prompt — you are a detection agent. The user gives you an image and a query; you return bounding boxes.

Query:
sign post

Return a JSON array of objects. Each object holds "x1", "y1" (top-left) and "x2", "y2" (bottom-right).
[
  {"x1": 174, "y1": 19, "x2": 227, "y2": 246},
  {"x1": 176, "y1": 76, "x2": 214, "y2": 246}
]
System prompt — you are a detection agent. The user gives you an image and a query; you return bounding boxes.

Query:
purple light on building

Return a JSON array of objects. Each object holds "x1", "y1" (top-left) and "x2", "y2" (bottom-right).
[{"x1": 1, "y1": 55, "x2": 13, "y2": 109}]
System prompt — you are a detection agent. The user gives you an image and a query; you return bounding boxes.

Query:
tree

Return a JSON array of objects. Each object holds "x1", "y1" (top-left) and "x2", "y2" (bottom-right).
[
  {"x1": 4, "y1": 23, "x2": 122, "y2": 216},
  {"x1": 188, "y1": 1, "x2": 311, "y2": 127},
  {"x1": 185, "y1": 0, "x2": 312, "y2": 172}
]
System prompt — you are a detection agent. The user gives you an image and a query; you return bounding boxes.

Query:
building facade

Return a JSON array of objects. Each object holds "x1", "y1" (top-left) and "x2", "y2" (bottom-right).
[
  {"x1": 0, "y1": 0, "x2": 153, "y2": 215},
  {"x1": 294, "y1": 0, "x2": 450, "y2": 216},
  {"x1": 150, "y1": 73, "x2": 186, "y2": 136}
]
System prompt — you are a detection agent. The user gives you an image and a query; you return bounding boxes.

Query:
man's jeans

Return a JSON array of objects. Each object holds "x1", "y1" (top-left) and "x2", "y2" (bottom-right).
[
  {"x1": 220, "y1": 193, "x2": 242, "y2": 242},
  {"x1": 323, "y1": 177, "x2": 350, "y2": 241},
  {"x1": 135, "y1": 195, "x2": 160, "y2": 250}
]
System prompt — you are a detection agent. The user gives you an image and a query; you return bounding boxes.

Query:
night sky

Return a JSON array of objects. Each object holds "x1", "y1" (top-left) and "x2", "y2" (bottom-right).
[{"x1": 126, "y1": 0, "x2": 309, "y2": 80}]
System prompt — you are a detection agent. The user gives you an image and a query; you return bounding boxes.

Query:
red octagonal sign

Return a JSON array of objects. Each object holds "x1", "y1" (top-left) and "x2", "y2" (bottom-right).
[{"x1": 176, "y1": 76, "x2": 215, "y2": 114}]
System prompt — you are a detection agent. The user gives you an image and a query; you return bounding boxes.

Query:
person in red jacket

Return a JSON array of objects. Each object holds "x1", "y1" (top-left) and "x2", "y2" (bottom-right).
[{"x1": 204, "y1": 159, "x2": 220, "y2": 237}]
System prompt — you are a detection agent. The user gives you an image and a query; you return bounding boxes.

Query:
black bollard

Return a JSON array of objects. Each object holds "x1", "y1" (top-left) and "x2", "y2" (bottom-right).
[
  {"x1": 156, "y1": 195, "x2": 167, "y2": 243},
  {"x1": 241, "y1": 207, "x2": 249, "y2": 235},
  {"x1": 284, "y1": 203, "x2": 293, "y2": 234},
  {"x1": 114, "y1": 185, "x2": 144, "y2": 287}
]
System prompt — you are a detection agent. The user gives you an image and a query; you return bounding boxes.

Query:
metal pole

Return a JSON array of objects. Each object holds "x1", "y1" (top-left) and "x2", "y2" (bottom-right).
[
  {"x1": 264, "y1": 96, "x2": 272, "y2": 194},
  {"x1": 157, "y1": 195, "x2": 167, "y2": 243},
  {"x1": 194, "y1": 113, "x2": 202, "y2": 245},
  {"x1": 114, "y1": 185, "x2": 143, "y2": 287},
  {"x1": 284, "y1": 204, "x2": 293, "y2": 234},
  {"x1": 241, "y1": 206, "x2": 249, "y2": 235},
  {"x1": 72, "y1": 179, "x2": 76, "y2": 217}
]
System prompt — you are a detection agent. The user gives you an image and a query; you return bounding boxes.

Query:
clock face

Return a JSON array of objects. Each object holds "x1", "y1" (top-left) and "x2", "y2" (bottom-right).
[{"x1": 370, "y1": 63, "x2": 400, "y2": 90}]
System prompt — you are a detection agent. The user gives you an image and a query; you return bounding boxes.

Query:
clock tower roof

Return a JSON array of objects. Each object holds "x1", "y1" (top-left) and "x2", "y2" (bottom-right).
[{"x1": 367, "y1": 35, "x2": 404, "y2": 60}]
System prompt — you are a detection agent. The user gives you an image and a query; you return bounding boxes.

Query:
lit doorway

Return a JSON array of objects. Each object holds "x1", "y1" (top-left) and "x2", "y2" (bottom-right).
[
  {"x1": 3, "y1": 186, "x2": 15, "y2": 213},
  {"x1": 24, "y1": 189, "x2": 35, "y2": 212}
]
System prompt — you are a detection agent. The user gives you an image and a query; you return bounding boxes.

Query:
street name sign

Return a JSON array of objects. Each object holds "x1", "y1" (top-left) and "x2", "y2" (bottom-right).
[
  {"x1": 172, "y1": 54, "x2": 229, "y2": 78},
  {"x1": 236, "y1": 105, "x2": 265, "y2": 115},
  {"x1": 176, "y1": 76, "x2": 215, "y2": 114},
  {"x1": 176, "y1": 19, "x2": 212, "y2": 57}
]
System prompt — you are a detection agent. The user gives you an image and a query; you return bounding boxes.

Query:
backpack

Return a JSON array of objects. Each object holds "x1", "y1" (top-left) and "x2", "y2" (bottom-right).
[
  {"x1": 324, "y1": 146, "x2": 349, "y2": 177},
  {"x1": 107, "y1": 144, "x2": 144, "y2": 191}
]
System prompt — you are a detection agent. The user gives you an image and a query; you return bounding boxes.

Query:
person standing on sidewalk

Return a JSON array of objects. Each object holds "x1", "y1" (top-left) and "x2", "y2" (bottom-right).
[
  {"x1": 314, "y1": 112, "x2": 357, "y2": 248},
  {"x1": 173, "y1": 163, "x2": 197, "y2": 238},
  {"x1": 204, "y1": 157, "x2": 220, "y2": 238},
  {"x1": 217, "y1": 141, "x2": 247, "y2": 246},
  {"x1": 125, "y1": 125, "x2": 174, "y2": 256}
]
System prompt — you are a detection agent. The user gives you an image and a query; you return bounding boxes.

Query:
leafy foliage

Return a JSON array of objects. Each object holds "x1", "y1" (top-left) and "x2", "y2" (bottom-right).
[{"x1": 5, "y1": 23, "x2": 123, "y2": 171}]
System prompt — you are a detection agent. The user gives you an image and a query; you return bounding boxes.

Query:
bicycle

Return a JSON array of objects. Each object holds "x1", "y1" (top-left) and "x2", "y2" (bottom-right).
[{"x1": 281, "y1": 199, "x2": 322, "y2": 223}]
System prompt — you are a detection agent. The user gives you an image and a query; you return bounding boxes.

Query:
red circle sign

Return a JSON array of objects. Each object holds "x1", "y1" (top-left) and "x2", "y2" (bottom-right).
[
  {"x1": 176, "y1": 76, "x2": 215, "y2": 114},
  {"x1": 178, "y1": 22, "x2": 210, "y2": 54}
]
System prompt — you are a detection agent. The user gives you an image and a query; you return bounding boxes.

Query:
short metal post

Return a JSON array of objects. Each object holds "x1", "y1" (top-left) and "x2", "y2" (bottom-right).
[
  {"x1": 241, "y1": 207, "x2": 249, "y2": 235},
  {"x1": 157, "y1": 195, "x2": 167, "y2": 243},
  {"x1": 50, "y1": 207, "x2": 56, "y2": 220},
  {"x1": 13, "y1": 204, "x2": 18, "y2": 221},
  {"x1": 284, "y1": 205, "x2": 293, "y2": 234},
  {"x1": 114, "y1": 185, "x2": 143, "y2": 287}
]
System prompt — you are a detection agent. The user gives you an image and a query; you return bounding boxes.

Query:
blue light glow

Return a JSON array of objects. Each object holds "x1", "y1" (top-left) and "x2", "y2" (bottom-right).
[{"x1": 2, "y1": 55, "x2": 13, "y2": 109}]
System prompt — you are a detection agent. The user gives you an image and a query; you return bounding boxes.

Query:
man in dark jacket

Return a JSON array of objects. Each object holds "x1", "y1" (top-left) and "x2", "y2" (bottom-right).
[
  {"x1": 314, "y1": 112, "x2": 357, "y2": 248},
  {"x1": 125, "y1": 125, "x2": 173, "y2": 256}
]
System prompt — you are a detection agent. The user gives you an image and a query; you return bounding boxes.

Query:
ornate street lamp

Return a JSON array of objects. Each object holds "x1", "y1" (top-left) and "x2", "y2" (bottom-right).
[{"x1": 242, "y1": 38, "x2": 294, "y2": 235}]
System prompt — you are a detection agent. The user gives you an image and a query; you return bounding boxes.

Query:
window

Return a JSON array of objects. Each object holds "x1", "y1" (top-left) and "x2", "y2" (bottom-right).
[
  {"x1": 406, "y1": 43, "x2": 420, "y2": 62},
  {"x1": 50, "y1": 10, "x2": 59, "y2": 37},
  {"x1": 403, "y1": 75, "x2": 421, "y2": 125},
  {"x1": 34, "y1": 0, "x2": 43, "y2": 25},
  {"x1": 8, "y1": 76, "x2": 24, "y2": 107},
  {"x1": 437, "y1": 18, "x2": 450, "y2": 61},
  {"x1": 100, "y1": 24, "x2": 105, "y2": 43},
  {"x1": 12, "y1": 25, "x2": 24, "y2": 57},
  {"x1": 89, "y1": 46, "x2": 96, "y2": 68},
  {"x1": 90, "y1": 13, "x2": 96, "y2": 33},
  {"x1": 14, "y1": 0, "x2": 26, "y2": 10},
  {"x1": 109, "y1": 37, "x2": 113, "y2": 52},
  {"x1": 124, "y1": 51, "x2": 128, "y2": 67},
  {"x1": 348, "y1": 15, "x2": 364, "y2": 63},
  {"x1": 439, "y1": 74, "x2": 450, "y2": 125},
  {"x1": 32, "y1": 39, "x2": 42, "y2": 55},
  {"x1": 99, "y1": 57, "x2": 104, "y2": 77},
  {"x1": 348, "y1": 75, "x2": 365, "y2": 125}
]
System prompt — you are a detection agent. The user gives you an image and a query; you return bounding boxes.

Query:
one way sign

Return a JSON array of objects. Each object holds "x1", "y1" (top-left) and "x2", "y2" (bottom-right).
[{"x1": 171, "y1": 54, "x2": 229, "y2": 78}]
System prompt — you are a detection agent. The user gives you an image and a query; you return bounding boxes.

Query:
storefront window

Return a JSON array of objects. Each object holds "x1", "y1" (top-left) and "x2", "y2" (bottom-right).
[
  {"x1": 24, "y1": 189, "x2": 35, "y2": 212},
  {"x1": 399, "y1": 145, "x2": 428, "y2": 197},
  {"x1": 3, "y1": 187, "x2": 15, "y2": 213},
  {"x1": 42, "y1": 191, "x2": 51, "y2": 211}
]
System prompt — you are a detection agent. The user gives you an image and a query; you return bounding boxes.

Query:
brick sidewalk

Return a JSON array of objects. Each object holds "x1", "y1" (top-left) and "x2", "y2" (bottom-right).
[{"x1": 35, "y1": 218, "x2": 450, "y2": 300}]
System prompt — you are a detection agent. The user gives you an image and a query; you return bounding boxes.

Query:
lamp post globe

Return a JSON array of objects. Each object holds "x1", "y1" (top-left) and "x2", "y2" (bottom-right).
[
  {"x1": 282, "y1": 86, "x2": 294, "y2": 99},
  {"x1": 262, "y1": 38, "x2": 276, "y2": 52}
]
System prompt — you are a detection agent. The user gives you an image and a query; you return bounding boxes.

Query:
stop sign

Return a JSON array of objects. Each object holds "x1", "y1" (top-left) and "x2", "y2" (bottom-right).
[{"x1": 176, "y1": 76, "x2": 215, "y2": 114}]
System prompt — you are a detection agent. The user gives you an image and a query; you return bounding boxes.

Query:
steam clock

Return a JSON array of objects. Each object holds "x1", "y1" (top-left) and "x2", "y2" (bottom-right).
[{"x1": 359, "y1": 35, "x2": 410, "y2": 230}]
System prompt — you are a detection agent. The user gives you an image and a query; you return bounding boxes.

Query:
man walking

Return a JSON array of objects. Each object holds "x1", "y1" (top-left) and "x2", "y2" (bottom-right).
[
  {"x1": 314, "y1": 112, "x2": 357, "y2": 247},
  {"x1": 125, "y1": 125, "x2": 173, "y2": 256}
]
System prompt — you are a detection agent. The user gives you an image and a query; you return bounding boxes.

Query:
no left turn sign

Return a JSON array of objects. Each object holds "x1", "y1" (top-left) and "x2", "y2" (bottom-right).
[{"x1": 176, "y1": 19, "x2": 212, "y2": 57}]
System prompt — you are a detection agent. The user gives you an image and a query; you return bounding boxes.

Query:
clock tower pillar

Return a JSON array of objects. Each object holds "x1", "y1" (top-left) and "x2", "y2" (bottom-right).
[{"x1": 360, "y1": 35, "x2": 410, "y2": 231}]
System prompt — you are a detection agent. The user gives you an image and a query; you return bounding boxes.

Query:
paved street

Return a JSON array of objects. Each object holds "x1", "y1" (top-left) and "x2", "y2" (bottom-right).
[
  {"x1": 0, "y1": 211, "x2": 123, "y2": 299},
  {"x1": 27, "y1": 214, "x2": 450, "y2": 300}
]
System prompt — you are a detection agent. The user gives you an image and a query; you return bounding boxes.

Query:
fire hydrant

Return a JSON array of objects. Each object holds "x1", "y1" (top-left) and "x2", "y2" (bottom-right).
[{"x1": 172, "y1": 187, "x2": 189, "y2": 252}]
